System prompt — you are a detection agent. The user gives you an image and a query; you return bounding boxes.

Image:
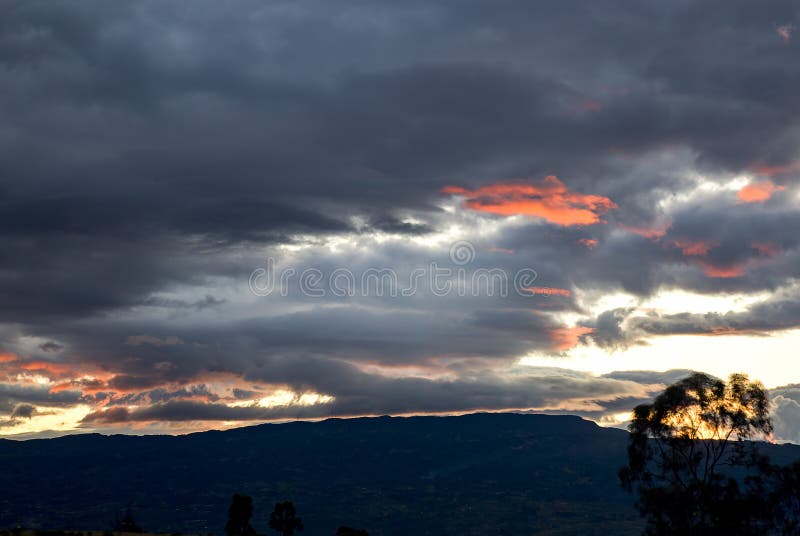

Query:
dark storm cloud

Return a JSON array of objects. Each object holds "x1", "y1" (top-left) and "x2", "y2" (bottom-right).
[
  {"x1": 2, "y1": 0, "x2": 799, "y2": 316},
  {"x1": 2, "y1": 0, "x2": 800, "y2": 433}
]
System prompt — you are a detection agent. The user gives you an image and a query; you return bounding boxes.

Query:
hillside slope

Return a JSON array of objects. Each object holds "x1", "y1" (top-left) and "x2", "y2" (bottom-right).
[{"x1": 2, "y1": 413, "x2": 797, "y2": 535}]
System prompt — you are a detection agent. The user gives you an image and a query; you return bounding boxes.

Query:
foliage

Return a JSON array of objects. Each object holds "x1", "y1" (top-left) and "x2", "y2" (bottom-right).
[
  {"x1": 619, "y1": 372, "x2": 774, "y2": 534},
  {"x1": 113, "y1": 506, "x2": 143, "y2": 533},
  {"x1": 268, "y1": 502, "x2": 303, "y2": 536},
  {"x1": 747, "y1": 459, "x2": 800, "y2": 535},
  {"x1": 225, "y1": 494, "x2": 256, "y2": 536},
  {"x1": 335, "y1": 528, "x2": 369, "y2": 536}
]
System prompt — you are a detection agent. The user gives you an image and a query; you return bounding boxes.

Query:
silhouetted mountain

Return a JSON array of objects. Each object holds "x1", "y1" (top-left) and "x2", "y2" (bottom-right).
[{"x1": 1, "y1": 413, "x2": 798, "y2": 535}]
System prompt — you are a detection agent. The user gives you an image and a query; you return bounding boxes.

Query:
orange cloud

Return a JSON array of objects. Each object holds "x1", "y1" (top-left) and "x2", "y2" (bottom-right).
[
  {"x1": 550, "y1": 326, "x2": 594, "y2": 351},
  {"x1": 619, "y1": 222, "x2": 671, "y2": 239},
  {"x1": 19, "y1": 360, "x2": 72, "y2": 375},
  {"x1": 752, "y1": 242, "x2": 779, "y2": 257},
  {"x1": 673, "y1": 240, "x2": 716, "y2": 256},
  {"x1": 576, "y1": 99, "x2": 603, "y2": 112},
  {"x1": 776, "y1": 24, "x2": 795, "y2": 44},
  {"x1": 487, "y1": 246, "x2": 516, "y2": 255},
  {"x1": 0, "y1": 353, "x2": 17, "y2": 363},
  {"x1": 737, "y1": 180, "x2": 785, "y2": 203},
  {"x1": 442, "y1": 176, "x2": 617, "y2": 226},
  {"x1": 525, "y1": 287, "x2": 572, "y2": 297},
  {"x1": 578, "y1": 238, "x2": 598, "y2": 249},
  {"x1": 751, "y1": 161, "x2": 800, "y2": 177},
  {"x1": 700, "y1": 262, "x2": 746, "y2": 279},
  {"x1": 669, "y1": 240, "x2": 752, "y2": 278},
  {"x1": 50, "y1": 377, "x2": 109, "y2": 395}
]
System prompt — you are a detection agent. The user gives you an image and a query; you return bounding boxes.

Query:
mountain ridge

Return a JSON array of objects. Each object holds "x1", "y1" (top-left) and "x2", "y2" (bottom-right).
[{"x1": 2, "y1": 413, "x2": 796, "y2": 535}]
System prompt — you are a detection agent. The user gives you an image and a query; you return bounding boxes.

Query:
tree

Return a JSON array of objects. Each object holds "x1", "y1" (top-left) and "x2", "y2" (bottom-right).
[
  {"x1": 114, "y1": 504, "x2": 144, "y2": 533},
  {"x1": 269, "y1": 501, "x2": 304, "y2": 536},
  {"x1": 335, "y1": 528, "x2": 369, "y2": 536},
  {"x1": 619, "y1": 372, "x2": 773, "y2": 534},
  {"x1": 225, "y1": 494, "x2": 257, "y2": 536},
  {"x1": 748, "y1": 460, "x2": 800, "y2": 534}
]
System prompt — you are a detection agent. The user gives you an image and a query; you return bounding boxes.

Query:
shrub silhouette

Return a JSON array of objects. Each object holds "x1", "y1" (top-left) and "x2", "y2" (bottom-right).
[
  {"x1": 268, "y1": 501, "x2": 303, "y2": 536},
  {"x1": 225, "y1": 494, "x2": 257, "y2": 536},
  {"x1": 335, "y1": 527, "x2": 369, "y2": 536},
  {"x1": 114, "y1": 504, "x2": 144, "y2": 533}
]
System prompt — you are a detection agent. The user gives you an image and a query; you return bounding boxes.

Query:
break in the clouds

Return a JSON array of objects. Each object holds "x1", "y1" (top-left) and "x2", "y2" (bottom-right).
[{"x1": 1, "y1": 0, "x2": 800, "y2": 439}]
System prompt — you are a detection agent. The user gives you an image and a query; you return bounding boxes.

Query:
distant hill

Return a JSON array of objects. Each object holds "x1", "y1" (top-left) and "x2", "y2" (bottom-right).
[{"x1": 1, "y1": 413, "x2": 798, "y2": 535}]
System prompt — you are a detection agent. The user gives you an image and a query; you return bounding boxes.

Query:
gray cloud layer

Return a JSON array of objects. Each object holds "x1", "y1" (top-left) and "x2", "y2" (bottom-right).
[{"x1": 1, "y1": 0, "x2": 799, "y2": 437}]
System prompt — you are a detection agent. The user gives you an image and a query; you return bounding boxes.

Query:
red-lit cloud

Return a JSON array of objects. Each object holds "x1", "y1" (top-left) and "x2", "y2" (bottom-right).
[
  {"x1": 673, "y1": 240, "x2": 716, "y2": 257},
  {"x1": 619, "y1": 222, "x2": 671, "y2": 239},
  {"x1": 737, "y1": 180, "x2": 785, "y2": 203},
  {"x1": 751, "y1": 161, "x2": 800, "y2": 177},
  {"x1": 525, "y1": 287, "x2": 572, "y2": 297},
  {"x1": 575, "y1": 99, "x2": 603, "y2": 112},
  {"x1": 700, "y1": 263, "x2": 746, "y2": 279},
  {"x1": 550, "y1": 326, "x2": 595, "y2": 351},
  {"x1": 487, "y1": 246, "x2": 516, "y2": 255},
  {"x1": 442, "y1": 176, "x2": 617, "y2": 226},
  {"x1": 50, "y1": 378, "x2": 109, "y2": 395},
  {"x1": 776, "y1": 24, "x2": 795, "y2": 44},
  {"x1": 670, "y1": 240, "x2": 755, "y2": 279},
  {"x1": 752, "y1": 242, "x2": 779, "y2": 257},
  {"x1": 578, "y1": 238, "x2": 598, "y2": 249},
  {"x1": 19, "y1": 360, "x2": 73, "y2": 375}
]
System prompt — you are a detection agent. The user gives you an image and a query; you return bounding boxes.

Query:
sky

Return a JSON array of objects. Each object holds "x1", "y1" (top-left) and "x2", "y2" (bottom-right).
[{"x1": 2, "y1": 0, "x2": 800, "y2": 441}]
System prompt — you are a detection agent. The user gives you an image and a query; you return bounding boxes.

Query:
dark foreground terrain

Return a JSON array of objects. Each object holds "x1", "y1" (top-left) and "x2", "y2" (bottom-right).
[{"x1": 1, "y1": 413, "x2": 799, "y2": 535}]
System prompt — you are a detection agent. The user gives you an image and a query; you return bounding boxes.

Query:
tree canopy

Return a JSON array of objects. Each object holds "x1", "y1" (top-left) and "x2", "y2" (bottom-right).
[
  {"x1": 269, "y1": 501, "x2": 304, "y2": 536},
  {"x1": 225, "y1": 494, "x2": 257, "y2": 536},
  {"x1": 619, "y1": 372, "x2": 778, "y2": 534}
]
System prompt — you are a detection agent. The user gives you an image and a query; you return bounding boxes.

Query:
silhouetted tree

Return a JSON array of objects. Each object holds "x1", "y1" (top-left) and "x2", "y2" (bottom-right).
[
  {"x1": 744, "y1": 459, "x2": 800, "y2": 535},
  {"x1": 335, "y1": 527, "x2": 369, "y2": 536},
  {"x1": 225, "y1": 494, "x2": 257, "y2": 536},
  {"x1": 619, "y1": 372, "x2": 773, "y2": 534},
  {"x1": 114, "y1": 504, "x2": 144, "y2": 533},
  {"x1": 268, "y1": 501, "x2": 303, "y2": 536}
]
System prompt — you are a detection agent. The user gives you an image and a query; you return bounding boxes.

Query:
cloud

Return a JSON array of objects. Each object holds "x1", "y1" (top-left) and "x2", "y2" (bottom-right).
[
  {"x1": 442, "y1": 176, "x2": 617, "y2": 226},
  {"x1": 583, "y1": 308, "x2": 637, "y2": 349},
  {"x1": 1, "y1": 0, "x2": 800, "y2": 436},
  {"x1": 750, "y1": 161, "x2": 800, "y2": 177},
  {"x1": 38, "y1": 341, "x2": 63, "y2": 353},
  {"x1": 525, "y1": 287, "x2": 572, "y2": 297},
  {"x1": 737, "y1": 180, "x2": 786, "y2": 203},
  {"x1": 618, "y1": 222, "x2": 671, "y2": 239},
  {"x1": 769, "y1": 384, "x2": 800, "y2": 443},
  {"x1": 550, "y1": 326, "x2": 595, "y2": 351},
  {"x1": 80, "y1": 365, "x2": 652, "y2": 424},
  {"x1": 125, "y1": 335, "x2": 185, "y2": 347},
  {"x1": 700, "y1": 263, "x2": 747, "y2": 279},
  {"x1": 776, "y1": 24, "x2": 795, "y2": 44},
  {"x1": 0, "y1": 382, "x2": 85, "y2": 414},
  {"x1": 674, "y1": 240, "x2": 716, "y2": 257},
  {"x1": 584, "y1": 285, "x2": 800, "y2": 348},
  {"x1": 10, "y1": 403, "x2": 37, "y2": 419}
]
